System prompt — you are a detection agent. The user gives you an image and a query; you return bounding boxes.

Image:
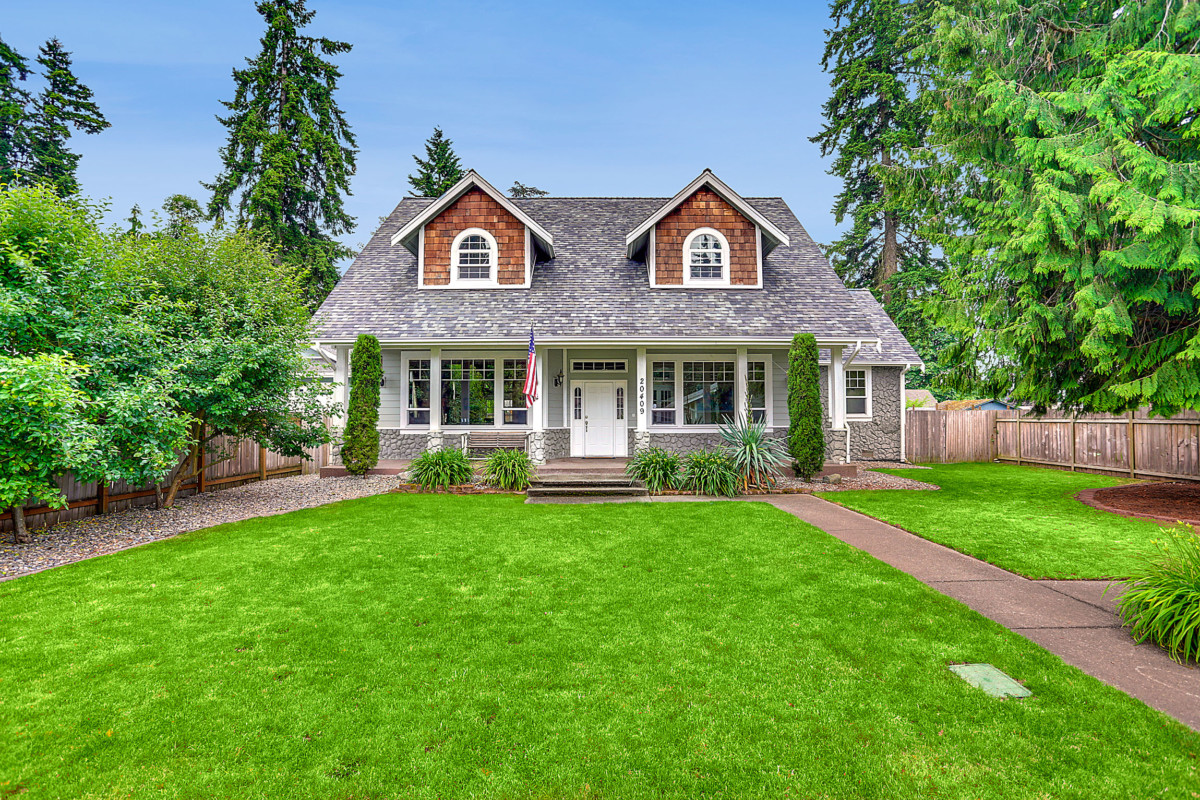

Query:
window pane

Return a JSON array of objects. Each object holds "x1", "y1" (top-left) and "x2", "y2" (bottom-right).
[
  {"x1": 407, "y1": 359, "x2": 430, "y2": 425},
  {"x1": 846, "y1": 397, "x2": 868, "y2": 416},
  {"x1": 501, "y1": 359, "x2": 528, "y2": 425},
  {"x1": 652, "y1": 362, "x2": 675, "y2": 425},
  {"x1": 441, "y1": 359, "x2": 494, "y2": 425},
  {"x1": 747, "y1": 361, "x2": 766, "y2": 415},
  {"x1": 457, "y1": 234, "x2": 492, "y2": 280},
  {"x1": 682, "y1": 361, "x2": 735, "y2": 425},
  {"x1": 616, "y1": 386, "x2": 625, "y2": 421},
  {"x1": 689, "y1": 232, "x2": 725, "y2": 279},
  {"x1": 845, "y1": 370, "x2": 867, "y2": 416},
  {"x1": 573, "y1": 387, "x2": 582, "y2": 420}
]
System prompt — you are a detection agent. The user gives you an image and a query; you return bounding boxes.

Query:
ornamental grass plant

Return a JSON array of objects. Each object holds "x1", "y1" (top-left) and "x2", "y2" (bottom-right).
[
  {"x1": 1114, "y1": 524, "x2": 1200, "y2": 664},
  {"x1": 626, "y1": 447, "x2": 681, "y2": 493},
  {"x1": 681, "y1": 449, "x2": 741, "y2": 497},
  {"x1": 409, "y1": 448, "x2": 474, "y2": 490},
  {"x1": 719, "y1": 415, "x2": 788, "y2": 491},
  {"x1": 483, "y1": 448, "x2": 533, "y2": 491}
]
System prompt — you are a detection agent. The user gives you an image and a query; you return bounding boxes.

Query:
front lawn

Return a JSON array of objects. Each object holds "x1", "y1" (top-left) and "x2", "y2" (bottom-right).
[
  {"x1": 821, "y1": 463, "x2": 1167, "y2": 579},
  {"x1": 2, "y1": 494, "x2": 1195, "y2": 798}
]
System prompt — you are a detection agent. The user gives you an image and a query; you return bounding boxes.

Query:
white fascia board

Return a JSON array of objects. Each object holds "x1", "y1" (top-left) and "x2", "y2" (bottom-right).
[
  {"x1": 389, "y1": 171, "x2": 554, "y2": 257},
  {"x1": 625, "y1": 169, "x2": 791, "y2": 258},
  {"x1": 316, "y1": 335, "x2": 882, "y2": 349}
]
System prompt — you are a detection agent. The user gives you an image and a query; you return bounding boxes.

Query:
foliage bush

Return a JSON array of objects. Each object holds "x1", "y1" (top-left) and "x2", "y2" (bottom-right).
[
  {"x1": 626, "y1": 447, "x2": 681, "y2": 494},
  {"x1": 483, "y1": 448, "x2": 533, "y2": 492},
  {"x1": 1114, "y1": 525, "x2": 1200, "y2": 664},
  {"x1": 341, "y1": 335, "x2": 382, "y2": 476},
  {"x1": 787, "y1": 332, "x2": 825, "y2": 481},
  {"x1": 409, "y1": 448, "x2": 474, "y2": 490},
  {"x1": 720, "y1": 415, "x2": 788, "y2": 491},
  {"x1": 681, "y1": 450, "x2": 741, "y2": 498}
]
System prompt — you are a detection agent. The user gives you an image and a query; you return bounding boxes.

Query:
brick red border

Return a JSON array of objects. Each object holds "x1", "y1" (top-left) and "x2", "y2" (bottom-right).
[{"x1": 1075, "y1": 485, "x2": 1200, "y2": 528}]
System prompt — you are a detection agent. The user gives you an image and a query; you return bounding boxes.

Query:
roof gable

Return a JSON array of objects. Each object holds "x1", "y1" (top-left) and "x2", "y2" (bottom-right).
[
  {"x1": 389, "y1": 171, "x2": 554, "y2": 258},
  {"x1": 625, "y1": 169, "x2": 790, "y2": 259}
]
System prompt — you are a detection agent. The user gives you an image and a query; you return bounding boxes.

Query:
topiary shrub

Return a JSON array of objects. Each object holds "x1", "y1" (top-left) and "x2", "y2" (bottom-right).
[
  {"x1": 626, "y1": 447, "x2": 681, "y2": 493},
  {"x1": 409, "y1": 448, "x2": 474, "y2": 490},
  {"x1": 680, "y1": 449, "x2": 740, "y2": 497},
  {"x1": 1114, "y1": 525, "x2": 1200, "y2": 663},
  {"x1": 341, "y1": 334, "x2": 382, "y2": 476},
  {"x1": 483, "y1": 448, "x2": 533, "y2": 491},
  {"x1": 787, "y1": 332, "x2": 825, "y2": 481}
]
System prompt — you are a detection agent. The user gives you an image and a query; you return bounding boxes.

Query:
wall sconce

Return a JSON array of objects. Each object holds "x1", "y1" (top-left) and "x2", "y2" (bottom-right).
[
  {"x1": 553, "y1": 369, "x2": 564, "y2": 387},
  {"x1": 379, "y1": 376, "x2": 386, "y2": 387}
]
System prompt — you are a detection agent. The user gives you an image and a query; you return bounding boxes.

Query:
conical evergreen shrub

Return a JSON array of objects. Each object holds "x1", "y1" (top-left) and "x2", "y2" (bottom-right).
[
  {"x1": 342, "y1": 334, "x2": 381, "y2": 476},
  {"x1": 788, "y1": 332, "x2": 825, "y2": 480}
]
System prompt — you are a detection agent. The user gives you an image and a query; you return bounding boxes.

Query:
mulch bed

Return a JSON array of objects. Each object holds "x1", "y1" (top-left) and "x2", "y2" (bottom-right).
[{"x1": 1078, "y1": 482, "x2": 1200, "y2": 527}]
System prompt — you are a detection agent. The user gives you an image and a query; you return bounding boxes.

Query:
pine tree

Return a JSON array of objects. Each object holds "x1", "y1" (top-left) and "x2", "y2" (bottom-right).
[
  {"x1": 408, "y1": 127, "x2": 464, "y2": 197},
  {"x1": 25, "y1": 38, "x2": 109, "y2": 196},
  {"x1": 810, "y1": 0, "x2": 933, "y2": 299},
  {"x1": 908, "y1": 0, "x2": 1200, "y2": 414},
  {"x1": 0, "y1": 36, "x2": 32, "y2": 186},
  {"x1": 205, "y1": 0, "x2": 357, "y2": 311},
  {"x1": 510, "y1": 181, "x2": 547, "y2": 198}
]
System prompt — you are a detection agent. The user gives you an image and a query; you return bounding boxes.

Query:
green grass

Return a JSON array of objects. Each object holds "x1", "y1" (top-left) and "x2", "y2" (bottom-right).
[
  {"x1": 820, "y1": 462, "x2": 1168, "y2": 579},
  {"x1": 2, "y1": 494, "x2": 1196, "y2": 798}
]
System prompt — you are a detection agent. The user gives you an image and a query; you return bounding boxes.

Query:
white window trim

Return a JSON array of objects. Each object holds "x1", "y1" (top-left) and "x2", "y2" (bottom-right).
[
  {"x1": 746, "y1": 356, "x2": 771, "y2": 424},
  {"x1": 845, "y1": 365, "x2": 873, "y2": 421},
  {"x1": 682, "y1": 227, "x2": 731, "y2": 286},
  {"x1": 449, "y1": 228, "x2": 500, "y2": 287},
  {"x1": 647, "y1": 353, "x2": 772, "y2": 430},
  {"x1": 402, "y1": 349, "x2": 532, "y2": 429}
]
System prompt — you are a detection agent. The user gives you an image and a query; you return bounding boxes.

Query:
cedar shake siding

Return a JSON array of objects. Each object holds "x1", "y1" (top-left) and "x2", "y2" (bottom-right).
[
  {"x1": 653, "y1": 188, "x2": 759, "y2": 286},
  {"x1": 423, "y1": 187, "x2": 527, "y2": 286}
]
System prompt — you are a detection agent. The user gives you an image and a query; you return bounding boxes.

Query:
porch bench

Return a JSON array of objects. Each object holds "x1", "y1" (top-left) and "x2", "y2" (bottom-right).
[{"x1": 466, "y1": 431, "x2": 528, "y2": 457}]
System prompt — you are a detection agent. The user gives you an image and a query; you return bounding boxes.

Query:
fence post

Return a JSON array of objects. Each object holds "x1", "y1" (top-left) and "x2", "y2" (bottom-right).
[
  {"x1": 97, "y1": 482, "x2": 108, "y2": 514},
  {"x1": 259, "y1": 445, "x2": 268, "y2": 482},
  {"x1": 197, "y1": 444, "x2": 206, "y2": 494},
  {"x1": 1015, "y1": 416, "x2": 1022, "y2": 466},
  {"x1": 1070, "y1": 419, "x2": 1077, "y2": 471},
  {"x1": 1128, "y1": 412, "x2": 1136, "y2": 478}
]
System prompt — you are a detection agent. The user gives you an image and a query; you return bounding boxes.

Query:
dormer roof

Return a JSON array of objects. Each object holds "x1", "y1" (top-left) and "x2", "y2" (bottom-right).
[
  {"x1": 390, "y1": 171, "x2": 555, "y2": 258},
  {"x1": 624, "y1": 169, "x2": 790, "y2": 259}
]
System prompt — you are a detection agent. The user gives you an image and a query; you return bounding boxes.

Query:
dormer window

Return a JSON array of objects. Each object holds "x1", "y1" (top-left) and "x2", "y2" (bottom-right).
[
  {"x1": 683, "y1": 227, "x2": 729, "y2": 284},
  {"x1": 451, "y1": 228, "x2": 497, "y2": 285}
]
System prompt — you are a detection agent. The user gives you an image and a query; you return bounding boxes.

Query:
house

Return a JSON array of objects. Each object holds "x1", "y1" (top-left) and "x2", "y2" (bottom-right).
[
  {"x1": 905, "y1": 389, "x2": 937, "y2": 410},
  {"x1": 312, "y1": 170, "x2": 922, "y2": 464},
  {"x1": 937, "y1": 398, "x2": 1021, "y2": 411}
]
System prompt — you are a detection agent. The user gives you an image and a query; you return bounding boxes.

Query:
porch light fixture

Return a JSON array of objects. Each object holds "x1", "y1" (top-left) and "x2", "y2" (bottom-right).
[{"x1": 553, "y1": 369, "x2": 564, "y2": 387}]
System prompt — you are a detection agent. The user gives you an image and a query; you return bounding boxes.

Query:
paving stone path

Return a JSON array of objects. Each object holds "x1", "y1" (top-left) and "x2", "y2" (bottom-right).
[{"x1": 649, "y1": 493, "x2": 1200, "y2": 731}]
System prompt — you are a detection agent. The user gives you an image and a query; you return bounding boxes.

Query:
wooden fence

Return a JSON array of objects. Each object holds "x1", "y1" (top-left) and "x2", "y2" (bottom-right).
[
  {"x1": 1, "y1": 435, "x2": 331, "y2": 534},
  {"x1": 905, "y1": 408, "x2": 1200, "y2": 481}
]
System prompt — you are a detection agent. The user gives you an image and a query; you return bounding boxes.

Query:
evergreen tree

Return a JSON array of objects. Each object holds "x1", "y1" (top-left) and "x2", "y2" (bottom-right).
[
  {"x1": 907, "y1": 0, "x2": 1200, "y2": 414},
  {"x1": 341, "y1": 334, "x2": 381, "y2": 476},
  {"x1": 810, "y1": 0, "x2": 932, "y2": 298},
  {"x1": 408, "y1": 127, "x2": 464, "y2": 197},
  {"x1": 26, "y1": 38, "x2": 109, "y2": 197},
  {"x1": 510, "y1": 181, "x2": 547, "y2": 198},
  {"x1": 205, "y1": 0, "x2": 357, "y2": 311},
  {"x1": 0, "y1": 36, "x2": 32, "y2": 186}
]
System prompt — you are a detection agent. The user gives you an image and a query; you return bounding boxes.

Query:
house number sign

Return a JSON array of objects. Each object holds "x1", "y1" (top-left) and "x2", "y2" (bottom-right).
[{"x1": 638, "y1": 376, "x2": 646, "y2": 418}]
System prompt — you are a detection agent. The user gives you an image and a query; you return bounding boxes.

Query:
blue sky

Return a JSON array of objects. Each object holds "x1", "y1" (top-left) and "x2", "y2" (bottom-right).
[{"x1": 5, "y1": 0, "x2": 843, "y2": 256}]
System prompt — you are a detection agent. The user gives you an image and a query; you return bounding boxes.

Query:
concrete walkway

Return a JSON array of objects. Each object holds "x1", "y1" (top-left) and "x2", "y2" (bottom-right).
[{"x1": 648, "y1": 493, "x2": 1200, "y2": 731}]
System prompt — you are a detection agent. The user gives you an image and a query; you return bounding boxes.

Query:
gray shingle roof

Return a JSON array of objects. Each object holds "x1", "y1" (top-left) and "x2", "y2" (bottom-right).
[
  {"x1": 846, "y1": 289, "x2": 923, "y2": 365},
  {"x1": 313, "y1": 196, "x2": 898, "y2": 345}
]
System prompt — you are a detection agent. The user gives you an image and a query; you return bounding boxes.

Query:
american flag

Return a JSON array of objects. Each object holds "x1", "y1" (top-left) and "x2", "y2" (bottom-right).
[{"x1": 523, "y1": 327, "x2": 539, "y2": 408}]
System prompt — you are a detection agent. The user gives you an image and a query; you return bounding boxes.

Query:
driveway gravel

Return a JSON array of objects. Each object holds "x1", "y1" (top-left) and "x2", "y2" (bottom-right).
[{"x1": 0, "y1": 475, "x2": 398, "y2": 580}]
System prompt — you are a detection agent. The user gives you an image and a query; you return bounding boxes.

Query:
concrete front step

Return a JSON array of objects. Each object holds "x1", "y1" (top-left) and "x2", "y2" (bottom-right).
[
  {"x1": 527, "y1": 485, "x2": 649, "y2": 498},
  {"x1": 531, "y1": 475, "x2": 636, "y2": 488}
]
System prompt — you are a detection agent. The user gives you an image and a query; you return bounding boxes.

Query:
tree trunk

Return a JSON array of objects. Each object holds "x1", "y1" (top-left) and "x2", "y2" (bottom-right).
[
  {"x1": 12, "y1": 505, "x2": 29, "y2": 544},
  {"x1": 879, "y1": 145, "x2": 899, "y2": 304}
]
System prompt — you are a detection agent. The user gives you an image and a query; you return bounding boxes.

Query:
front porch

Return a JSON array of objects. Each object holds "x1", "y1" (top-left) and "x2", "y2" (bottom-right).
[{"x1": 324, "y1": 341, "x2": 871, "y2": 464}]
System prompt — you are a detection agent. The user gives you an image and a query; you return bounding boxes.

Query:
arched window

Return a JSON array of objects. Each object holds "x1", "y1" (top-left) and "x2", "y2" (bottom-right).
[
  {"x1": 683, "y1": 228, "x2": 729, "y2": 283},
  {"x1": 451, "y1": 228, "x2": 497, "y2": 283}
]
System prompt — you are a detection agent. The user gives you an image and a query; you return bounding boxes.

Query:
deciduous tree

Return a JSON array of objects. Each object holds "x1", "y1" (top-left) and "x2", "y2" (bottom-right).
[{"x1": 206, "y1": 0, "x2": 358, "y2": 311}]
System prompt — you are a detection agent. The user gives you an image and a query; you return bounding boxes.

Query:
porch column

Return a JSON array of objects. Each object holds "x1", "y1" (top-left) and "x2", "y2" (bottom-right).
[
  {"x1": 735, "y1": 347, "x2": 748, "y2": 423},
  {"x1": 531, "y1": 346, "x2": 545, "y2": 432},
  {"x1": 333, "y1": 346, "x2": 349, "y2": 427},
  {"x1": 635, "y1": 347, "x2": 648, "y2": 432},
  {"x1": 830, "y1": 345, "x2": 847, "y2": 430},
  {"x1": 561, "y1": 348, "x2": 570, "y2": 427},
  {"x1": 429, "y1": 347, "x2": 442, "y2": 433}
]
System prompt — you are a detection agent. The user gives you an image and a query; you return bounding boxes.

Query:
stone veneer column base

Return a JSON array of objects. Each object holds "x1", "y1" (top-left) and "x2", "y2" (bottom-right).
[
  {"x1": 632, "y1": 430, "x2": 651, "y2": 454},
  {"x1": 526, "y1": 431, "x2": 547, "y2": 465},
  {"x1": 426, "y1": 431, "x2": 444, "y2": 453}
]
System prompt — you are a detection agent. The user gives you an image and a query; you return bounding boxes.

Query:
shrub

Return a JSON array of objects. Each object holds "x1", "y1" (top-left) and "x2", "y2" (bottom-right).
[
  {"x1": 626, "y1": 447, "x2": 681, "y2": 493},
  {"x1": 341, "y1": 334, "x2": 382, "y2": 476},
  {"x1": 787, "y1": 332, "x2": 825, "y2": 481},
  {"x1": 409, "y1": 448, "x2": 474, "y2": 490},
  {"x1": 681, "y1": 449, "x2": 741, "y2": 497},
  {"x1": 1114, "y1": 525, "x2": 1200, "y2": 663},
  {"x1": 483, "y1": 448, "x2": 533, "y2": 491},
  {"x1": 720, "y1": 415, "x2": 788, "y2": 491}
]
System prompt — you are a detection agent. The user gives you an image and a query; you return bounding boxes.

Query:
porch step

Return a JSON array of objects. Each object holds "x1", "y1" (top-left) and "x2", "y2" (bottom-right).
[{"x1": 527, "y1": 474, "x2": 647, "y2": 499}]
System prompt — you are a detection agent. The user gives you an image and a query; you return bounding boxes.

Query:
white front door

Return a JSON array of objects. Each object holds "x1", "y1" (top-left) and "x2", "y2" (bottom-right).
[{"x1": 570, "y1": 380, "x2": 627, "y2": 457}]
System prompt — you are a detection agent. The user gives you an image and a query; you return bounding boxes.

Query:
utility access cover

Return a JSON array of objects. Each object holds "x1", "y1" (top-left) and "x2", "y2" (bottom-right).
[{"x1": 949, "y1": 663, "x2": 1032, "y2": 698}]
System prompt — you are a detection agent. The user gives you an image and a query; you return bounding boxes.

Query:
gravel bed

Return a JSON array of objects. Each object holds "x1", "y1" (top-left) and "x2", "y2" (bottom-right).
[
  {"x1": 775, "y1": 468, "x2": 939, "y2": 493},
  {"x1": 0, "y1": 474, "x2": 398, "y2": 580}
]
